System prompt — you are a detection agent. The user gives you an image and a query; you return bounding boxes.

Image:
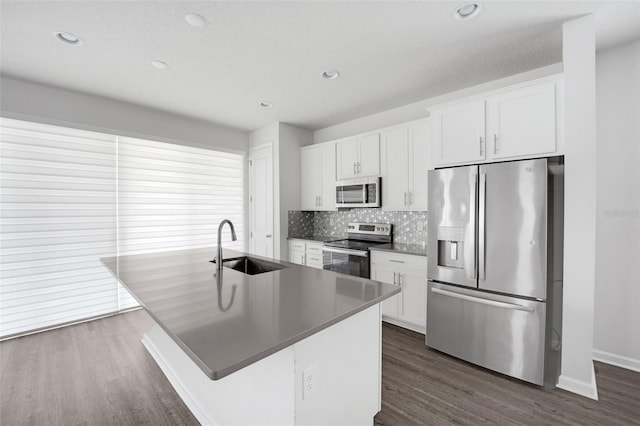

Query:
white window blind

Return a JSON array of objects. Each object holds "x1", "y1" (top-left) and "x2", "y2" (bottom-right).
[
  {"x1": 116, "y1": 136, "x2": 245, "y2": 308},
  {"x1": 1, "y1": 119, "x2": 246, "y2": 338},
  {"x1": 0, "y1": 118, "x2": 118, "y2": 338}
]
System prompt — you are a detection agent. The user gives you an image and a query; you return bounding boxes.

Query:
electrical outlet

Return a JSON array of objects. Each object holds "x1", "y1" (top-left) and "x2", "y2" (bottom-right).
[{"x1": 302, "y1": 365, "x2": 317, "y2": 400}]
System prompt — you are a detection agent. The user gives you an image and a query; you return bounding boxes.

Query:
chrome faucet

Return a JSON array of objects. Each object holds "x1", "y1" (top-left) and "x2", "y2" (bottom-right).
[{"x1": 216, "y1": 219, "x2": 237, "y2": 270}]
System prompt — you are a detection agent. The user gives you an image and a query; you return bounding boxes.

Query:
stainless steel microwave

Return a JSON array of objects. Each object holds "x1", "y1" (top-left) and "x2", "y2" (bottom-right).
[{"x1": 335, "y1": 177, "x2": 381, "y2": 208}]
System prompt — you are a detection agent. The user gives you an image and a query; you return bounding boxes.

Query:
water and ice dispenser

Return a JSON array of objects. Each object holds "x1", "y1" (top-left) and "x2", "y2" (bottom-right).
[{"x1": 436, "y1": 226, "x2": 465, "y2": 269}]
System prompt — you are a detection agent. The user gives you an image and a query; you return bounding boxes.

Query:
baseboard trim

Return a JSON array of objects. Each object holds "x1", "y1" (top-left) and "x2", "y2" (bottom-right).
[
  {"x1": 593, "y1": 349, "x2": 640, "y2": 373},
  {"x1": 381, "y1": 317, "x2": 426, "y2": 335},
  {"x1": 141, "y1": 334, "x2": 216, "y2": 426},
  {"x1": 557, "y1": 364, "x2": 599, "y2": 400}
]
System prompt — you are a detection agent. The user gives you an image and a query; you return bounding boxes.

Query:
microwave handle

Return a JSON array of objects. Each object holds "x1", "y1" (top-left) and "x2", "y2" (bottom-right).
[{"x1": 362, "y1": 184, "x2": 367, "y2": 203}]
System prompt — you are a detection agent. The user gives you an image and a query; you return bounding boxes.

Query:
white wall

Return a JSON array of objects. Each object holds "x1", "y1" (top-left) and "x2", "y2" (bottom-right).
[
  {"x1": 558, "y1": 15, "x2": 599, "y2": 400},
  {"x1": 312, "y1": 63, "x2": 563, "y2": 143},
  {"x1": 0, "y1": 76, "x2": 249, "y2": 153},
  {"x1": 249, "y1": 122, "x2": 312, "y2": 261},
  {"x1": 593, "y1": 40, "x2": 640, "y2": 372},
  {"x1": 277, "y1": 123, "x2": 313, "y2": 260}
]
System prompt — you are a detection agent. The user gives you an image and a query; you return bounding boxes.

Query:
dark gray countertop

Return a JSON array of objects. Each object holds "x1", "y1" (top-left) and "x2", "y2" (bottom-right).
[
  {"x1": 370, "y1": 243, "x2": 428, "y2": 257},
  {"x1": 101, "y1": 248, "x2": 399, "y2": 380},
  {"x1": 287, "y1": 235, "x2": 342, "y2": 242}
]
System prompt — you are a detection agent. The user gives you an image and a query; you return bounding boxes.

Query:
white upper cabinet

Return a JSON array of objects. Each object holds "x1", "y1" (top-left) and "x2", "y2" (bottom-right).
[
  {"x1": 300, "y1": 143, "x2": 336, "y2": 211},
  {"x1": 301, "y1": 147, "x2": 321, "y2": 210},
  {"x1": 433, "y1": 100, "x2": 486, "y2": 166},
  {"x1": 357, "y1": 133, "x2": 381, "y2": 177},
  {"x1": 320, "y1": 143, "x2": 336, "y2": 210},
  {"x1": 431, "y1": 78, "x2": 562, "y2": 167},
  {"x1": 336, "y1": 133, "x2": 380, "y2": 179},
  {"x1": 337, "y1": 138, "x2": 359, "y2": 179},
  {"x1": 487, "y1": 81, "x2": 557, "y2": 159},
  {"x1": 381, "y1": 119, "x2": 431, "y2": 211}
]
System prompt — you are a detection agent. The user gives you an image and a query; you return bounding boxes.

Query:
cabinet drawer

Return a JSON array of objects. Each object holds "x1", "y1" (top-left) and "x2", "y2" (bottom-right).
[
  {"x1": 306, "y1": 242, "x2": 324, "y2": 254},
  {"x1": 370, "y1": 251, "x2": 426, "y2": 271},
  {"x1": 306, "y1": 254, "x2": 324, "y2": 269},
  {"x1": 289, "y1": 240, "x2": 306, "y2": 251}
]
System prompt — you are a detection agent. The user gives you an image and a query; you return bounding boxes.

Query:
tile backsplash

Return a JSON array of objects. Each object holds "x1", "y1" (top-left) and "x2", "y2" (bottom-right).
[{"x1": 288, "y1": 209, "x2": 427, "y2": 245}]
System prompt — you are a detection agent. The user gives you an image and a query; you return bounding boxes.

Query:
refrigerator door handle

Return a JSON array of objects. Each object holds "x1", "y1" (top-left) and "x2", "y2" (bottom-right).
[
  {"x1": 431, "y1": 287, "x2": 534, "y2": 312},
  {"x1": 466, "y1": 173, "x2": 478, "y2": 280},
  {"x1": 479, "y1": 173, "x2": 486, "y2": 281}
]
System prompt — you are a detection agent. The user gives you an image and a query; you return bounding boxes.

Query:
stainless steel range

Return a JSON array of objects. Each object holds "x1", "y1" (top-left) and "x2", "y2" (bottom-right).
[{"x1": 323, "y1": 223, "x2": 392, "y2": 279}]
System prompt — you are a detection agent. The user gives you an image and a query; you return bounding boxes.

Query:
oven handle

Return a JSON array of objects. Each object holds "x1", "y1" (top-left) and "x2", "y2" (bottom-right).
[{"x1": 322, "y1": 246, "x2": 369, "y2": 258}]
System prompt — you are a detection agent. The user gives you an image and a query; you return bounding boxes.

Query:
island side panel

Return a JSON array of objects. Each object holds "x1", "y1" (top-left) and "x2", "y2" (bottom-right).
[
  {"x1": 142, "y1": 325, "x2": 295, "y2": 426},
  {"x1": 293, "y1": 304, "x2": 381, "y2": 425}
]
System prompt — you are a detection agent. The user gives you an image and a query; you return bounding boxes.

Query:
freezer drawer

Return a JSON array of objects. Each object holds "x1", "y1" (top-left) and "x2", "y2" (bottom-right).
[{"x1": 426, "y1": 282, "x2": 546, "y2": 385}]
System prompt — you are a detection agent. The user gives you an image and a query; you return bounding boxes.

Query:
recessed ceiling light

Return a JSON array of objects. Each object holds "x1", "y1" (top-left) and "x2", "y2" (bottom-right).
[
  {"x1": 53, "y1": 31, "x2": 83, "y2": 46},
  {"x1": 259, "y1": 101, "x2": 273, "y2": 108},
  {"x1": 151, "y1": 60, "x2": 168, "y2": 70},
  {"x1": 186, "y1": 13, "x2": 206, "y2": 27},
  {"x1": 321, "y1": 70, "x2": 340, "y2": 80},
  {"x1": 454, "y1": 3, "x2": 482, "y2": 20}
]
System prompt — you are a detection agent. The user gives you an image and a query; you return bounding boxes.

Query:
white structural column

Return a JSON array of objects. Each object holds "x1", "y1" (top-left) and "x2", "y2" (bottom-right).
[{"x1": 559, "y1": 15, "x2": 598, "y2": 399}]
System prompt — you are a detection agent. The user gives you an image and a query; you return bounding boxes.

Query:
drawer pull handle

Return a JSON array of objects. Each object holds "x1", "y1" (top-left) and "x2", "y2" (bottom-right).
[{"x1": 389, "y1": 259, "x2": 405, "y2": 263}]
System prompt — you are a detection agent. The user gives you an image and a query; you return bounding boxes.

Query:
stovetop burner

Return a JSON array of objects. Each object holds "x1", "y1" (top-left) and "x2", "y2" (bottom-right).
[{"x1": 323, "y1": 239, "x2": 386, "y2": 251}]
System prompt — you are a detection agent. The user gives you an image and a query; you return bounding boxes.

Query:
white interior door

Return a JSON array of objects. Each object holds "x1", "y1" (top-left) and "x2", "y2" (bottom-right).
[{"x1": 250, "y1": 144, "x2": 274, "y2": 258}]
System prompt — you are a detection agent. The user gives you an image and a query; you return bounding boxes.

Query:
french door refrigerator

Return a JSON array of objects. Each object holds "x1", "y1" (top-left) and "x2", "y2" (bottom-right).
[{"x1": 426, "y1": 157, "x2": 563, "y2": 387}]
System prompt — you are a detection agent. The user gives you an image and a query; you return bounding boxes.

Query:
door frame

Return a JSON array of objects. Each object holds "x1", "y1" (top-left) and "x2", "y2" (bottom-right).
[{"x1": 249, "y1": 143, "x2": 274, "y2": 257}]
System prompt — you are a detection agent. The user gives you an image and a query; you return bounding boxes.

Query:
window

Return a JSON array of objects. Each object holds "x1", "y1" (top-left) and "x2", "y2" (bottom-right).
[
  {"x1": 116, "y1": 136, "x2": 245, "y2": 308},
  {"x1": 0, "y1": 118, "x2": 117, "y2": 337},
  {"x1": 0, "y1": 118, "x2": 245, "y2": 338}
]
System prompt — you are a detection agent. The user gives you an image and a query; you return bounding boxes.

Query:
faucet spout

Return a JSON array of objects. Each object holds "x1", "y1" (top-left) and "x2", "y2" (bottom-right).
[{"x1": 216, "y1": 219, "x2": 237, "y2": 270}]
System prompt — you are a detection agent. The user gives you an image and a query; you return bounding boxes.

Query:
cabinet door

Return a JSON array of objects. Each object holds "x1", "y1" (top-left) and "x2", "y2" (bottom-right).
[
  {"x1": 408, "y1": 120, "x2": 430, "y2": 210},
  {"x1": 398, "y1": 269, "x2": 427, "y2": 330},
  {"x1": 288, "y1": 249, "x2": 306, "y2": 265},
  {"x1": 300, "y1": 147, "x2": 321, "y2": 210},
  {"x1": 381, "y1": 127, "x2": 409, "y2": 211},
  {"x1": 371, "y1": 264, "x2": 399, "y2": 318},
  {"x1": 488, "y1": 82, "x2": 556, "y2": 160},
  {"x1": 337, "y1": 138, "x2": 358, "y2": 180},
  {"x1": 319, "y1": 143, "x2": 337, "y2": 210},
  {"x1": 357, "y1": 133, "x2": 380, "y2": 177},
  {"x1": 434, "y1": 100, "x2": 486, "y2": 166}
]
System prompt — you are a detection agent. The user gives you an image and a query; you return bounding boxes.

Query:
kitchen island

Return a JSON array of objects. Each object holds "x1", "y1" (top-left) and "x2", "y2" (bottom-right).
[{"x1": 101, "y1": 247, "x2": 399, "y2": 426}]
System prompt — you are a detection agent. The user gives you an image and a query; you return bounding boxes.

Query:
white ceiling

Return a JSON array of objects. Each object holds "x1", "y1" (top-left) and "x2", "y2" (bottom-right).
[{"x1": 1, "y1": 1, "x2": 639, "y2": 132}]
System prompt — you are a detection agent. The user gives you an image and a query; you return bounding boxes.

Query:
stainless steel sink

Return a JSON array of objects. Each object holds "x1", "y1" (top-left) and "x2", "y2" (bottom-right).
[{"x1": 212, "y1": 256, "x2": 285, "y2": 275}]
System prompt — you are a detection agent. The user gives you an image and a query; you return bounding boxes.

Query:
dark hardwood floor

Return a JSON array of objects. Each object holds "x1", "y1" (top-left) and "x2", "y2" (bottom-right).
[
  {"x1": 1, "y1": 310, "x2": 638, "y2": 425},
  {"x1": 0, "y1": 310, "x2": 197, "y2": 426},
  {"x1": 375, "y1": 323, "x2": 640, "y2": 426}
]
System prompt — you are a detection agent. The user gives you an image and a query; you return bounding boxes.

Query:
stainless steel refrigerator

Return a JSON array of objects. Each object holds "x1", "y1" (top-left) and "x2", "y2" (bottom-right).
[{"x1": 426, "y1": 157, "x2": 563, "y2": 387}]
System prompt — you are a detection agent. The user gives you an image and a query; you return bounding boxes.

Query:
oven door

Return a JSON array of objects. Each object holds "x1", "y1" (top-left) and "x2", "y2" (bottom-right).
[{"x1": 322, "y1": 247, "x2": 370, "y2": 278}]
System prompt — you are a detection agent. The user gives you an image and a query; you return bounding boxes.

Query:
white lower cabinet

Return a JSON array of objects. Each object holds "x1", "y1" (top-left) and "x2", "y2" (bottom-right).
[
  {"x1": 288, "y1": 239, "x2": 324, "y2": 269},
  {"x1": 370, "y1": 251, "x2": 427, "y2": 333}
]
